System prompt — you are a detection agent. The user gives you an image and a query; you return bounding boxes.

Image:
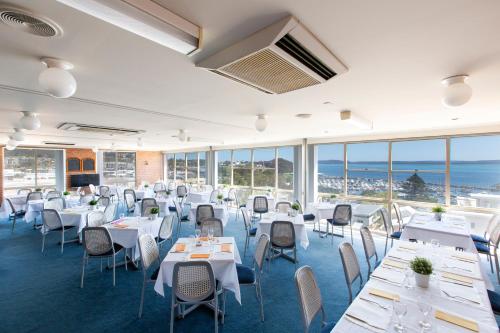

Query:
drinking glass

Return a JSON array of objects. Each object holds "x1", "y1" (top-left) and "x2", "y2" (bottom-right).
[
  {"x1": 195, "y1": 229, "x2": 201, "y2": 239},
  {"x1": 403, "y1": 267, "x2": 414, "y2": 291},
  {"x1": 393, "y1": 300, "x2": 407, "y2": 332},
  {"x1": 418, "y1": 302, "x2": 432, "y2": 330},
  {"x1": 430, "y1": 239, "x2": 440, "y2": 248},
  {"x1": 208, "y1": 227, "x2": 214, "y2": 243}
]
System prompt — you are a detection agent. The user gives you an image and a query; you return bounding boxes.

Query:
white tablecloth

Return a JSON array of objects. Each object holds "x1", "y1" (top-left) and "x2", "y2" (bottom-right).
[
  {"x1": 306, "y1": 202, "x2": 382, "y2": 224},
  {"x1": 24, "y1": 196, "x2": 81, "y2": 223},
  {"x1": 105, "y1": 217, "x2": 162, "y2": 259},
  {"x1": 135, "y1": 189, "x2": 155, "y2": 200},
  {"x1": 59, "y1": 206, "x2": 106, "y2": 233},
  {"x1": 185, "y1": 191, "x2": 212, "y2": 204},
  {"x1": 246, "y1": 195, "x2": 276, "y2": 211},
  {"x1": 0, "y1": 194, "x2": 27, "y2": 218},
  {"x1": 255, "y1": 212, "x2": 309, "y2": 249},
  {"x1": 189, "y1": 203, "x2": 229, "y2": 226},
  {"x1": 331, "y1": 241, "x2": 498, "y2": 333},
  {"x1": 134, "y1": 197, "x2": 175, "y2": 217},
  {"x1": 154, "y1": 237, "x2": 242, "y2": 304}
]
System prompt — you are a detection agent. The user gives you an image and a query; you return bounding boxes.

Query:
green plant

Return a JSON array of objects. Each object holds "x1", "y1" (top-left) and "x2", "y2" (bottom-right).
[
  {"x1": 89, "y1": 200, "x2": 98, "y2": 206},
  {"x1": 149, "y1": 207, "x2": 159, "y2": 214},
  {"x1": 330, "y1": 194, "x2": 337, "y2": 199},
  {"x1": 217, "y1": 194, "x2": 224, "y2": 200},
  {"x1": 410, "y1": 257, "x2": 433, "y2": 275},
  {"x1": 35, "y1": 188, "x2": 42, "y2": 192},
  {"x1": 166, "y1": 190, "x2": 172, "y2": 195},
  {"x1": 63, "y1": 191, "x2": 70, "y2": 196},
  {"x1": 432, "y1": 206, "x2": 445, "y2": 213},
  {"x1": 291, "y1": 203, "x2": 300, "y2": 211},
  {"x1": 144, "y1": 184, "x2": 149, "y2": 188}
]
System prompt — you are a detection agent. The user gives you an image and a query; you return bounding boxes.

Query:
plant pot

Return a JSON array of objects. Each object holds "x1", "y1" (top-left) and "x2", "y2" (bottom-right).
[
  {"x1": 89, "y1": 205, "x2": 96, "y2": 211},
  {"x1": 434, "y1": 212, "x2": 442, "y2": 221},
  {"x1": 414, "y1": 272, "x2": 430, "y2": 288},
  {"x1": 291, "y1": 209, "x2": 298, "y2": 217},
  {"x1": 149, "y1": 213, "x2": 158, "y2": 220}
]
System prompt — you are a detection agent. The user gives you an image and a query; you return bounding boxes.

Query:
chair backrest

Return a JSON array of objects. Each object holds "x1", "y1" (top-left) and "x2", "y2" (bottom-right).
[
  {"x1": 333, "y1": 204, "x2": 351, "y2": 225},
  {"x1": 275, "y1": 201, "x2": 292, "y2": 213},
  {"x1": 392, "y1": 202, "x2": 402, "y2": 228},
  {"x1": 486, "y1": 214, "x2": 498, "y2": 236},
  {"x1": 158, "y1": 215, "x2": 174, "y2": 240},
  {"x1": 200, "y1": 217, "x2": 223, "y2": 237},
  {"x1": 42, "y1": 209, "x2": 63, "y2": 231},
  {"x1": 253, "y1": 196, "x2": 269, "y2": 214},
  {"x1": 227, "y1": 188, "x2": 237, "y2": 201},
  {"x1": 87, "y1": 211, "x2": 106, "y2": 227},
  {"x1": 141, "y1": 198, "x2": 158, "y2": 216},
  {"x1": 99, "y1": 186, "x2": 110, "y2": 197},
  {"x1": 254, "y1": 233, "x2": 270, "y2": 271},
  {"x1": 80, "y1": 194, "x2": 95, "y2": 204},
  {"x1": 174, "y1": 200, "x2": 183, "y2": 221},
  {"x1": 270, "y1": 221, "x2": 295, "y2": 248},
  {"x1": 155, "y1": 190, "x2": 168, "y2": 199},
  {"x1": 203, "y1": 184, "x2": 213, "y2": 192},
  {"x1": 339, "y1": 242, "x2": 362, "y2": 287},
  {"x1": 489, "y1": 221, "x2": 500, "y2": 250},
  {"x1": 294, "y1": 200, "x2": 304, "y2": 214},
  {"x1": 360, "y1": 226, "x2": 378, "y2": 263},
  {"x1": 27, "y1": 191, "x2": 43, "y2": 201},
  {"x1": 153, "y1": 182, "x2": 166, "y2": 193},
  {"x1": 46, "y1": 197, "x2": 64, "y2": 211},
  {"x1": 82, "y1": 227, "x2": 113, "y2": 256},
  {"x1": 295, "y1": 265, "x2": 325, "y2": 333},
  {"x1": 46, "y1": 191, "x2": 62, "y2": 200},
  {"x1": 17, "y1": 189, "x2": 31, "y2": 195},
  {"x1": 241, "y1": 208, "x2": 252, "y2": 233},
  {"x1": 177, "y1": 185, "x2": 188, "y2": 197},
  {"x1": 196, "y1": 204, "x2": 215, "y2": 225},
  {"x1": 88, "y1": 184, "x2": 96, "y2": 194},
  {"x1": 138, "y1": 234, "x2": 160, "y2": 271},
  {"x1": 97, "y1": 196, "x2": 110, "y2": 207},
  {"x1": 124, "y1": 189, "x2": 136, "y2": 209},
  {"x1": 379, "y1": 207, "x2": 393, "y2": 235},
  {"x1": 172, "y1": 261, "x2": 215, "y2": 303},
  {"x1": 209, "y1": 190, "x2": 220, "y2": 203},
  {"x1": 104, "y1": 203, "x2": 117, "y2": 222},
  {"x1": 5, "y1": 198, "x2": 16, "y2": 213}
]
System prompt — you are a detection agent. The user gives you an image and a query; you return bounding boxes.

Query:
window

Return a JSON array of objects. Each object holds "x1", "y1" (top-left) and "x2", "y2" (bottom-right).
[
  {"x1": 217, "y1": 150, "x2": 231, "y2": 185},
  {"x1": 392, "y1": 139, "x2": 445, "y2": 203},
  {"x1": 167, "y1": 154, "x2": 175, "y2": 180},
  {"x1": 175, "y1": 153, "x2": 186, "y2": 181},
  {"x1": 4, "y1": 148, "x2": 60, "y2": 195},
  {"x1": 233, "y1": 149, "x2": 251, "y2": 186},
  {"x1": 186, "y1": 153, "x2": 198, "y2": 183},
  {"x1": 347, "y1": 142, "x2": 388, "y2": 198},
  {"x1": 317, "y1": 144, "x2": 344, "y2": 194},
  {"x1": 102, "y1": 151, "x2": 136, "y2": 187},
  {"x1": 199, "y1": 152, "x2": 207, "y2": 185},
  {"x1": 253, "y1": 148, "x2": 275, "y2": 188},
  {"x1": 451, "y1": 136, "x2": 500, "y2": 208},
  {"x1": 278, "y1": 147, "x2": 294, "y2": 190}
]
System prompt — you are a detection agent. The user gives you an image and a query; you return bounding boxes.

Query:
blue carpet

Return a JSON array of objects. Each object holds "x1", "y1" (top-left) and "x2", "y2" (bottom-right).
[{"x1": 1, "y1": 206, "x2": 499, "y2": 332}]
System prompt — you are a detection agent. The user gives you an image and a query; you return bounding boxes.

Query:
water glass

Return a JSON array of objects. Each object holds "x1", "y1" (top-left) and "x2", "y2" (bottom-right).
[
  {"x1": 430, "y1": 239, "x2": 440, "y2": 248},
  {"x1": 403, "y1": 268, "x2": 414, "y2": 290},
  {"x1": 418, "y1": 302, "x2": 432, "y2": 330},
  {"x1": 208, "y1": 227, "x2": 214, "y2": 243},
  {"x1": 393, "y1": 300, "x2": 407, "y2": 332}
]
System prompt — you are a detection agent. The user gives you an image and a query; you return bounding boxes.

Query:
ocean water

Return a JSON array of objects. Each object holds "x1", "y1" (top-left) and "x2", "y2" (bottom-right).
[{"x1": 318, "y1": 161, "x2": 500, "y2": 188}]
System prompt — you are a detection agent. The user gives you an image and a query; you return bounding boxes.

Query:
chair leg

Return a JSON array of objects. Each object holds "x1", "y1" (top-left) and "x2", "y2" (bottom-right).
[
  {"x1": 61, "y1": 231, "x2": 65, "y2": 254},
  {"x1": 257, "y1": 280, "x2": 264, "y2": 321},
  {"x1": 214, "y1": 292, "x2": 219, "y2": 333},
  {"x1": 350, "y1": 223, "x2": 353, "y2": 244},
  {"x1": 244, "y1": 235, "x2": 249, "y2": 257},
  {"x1": 495, "y1": 253, "x2": 500, "y2": 284},
  {"x1": 42, "y1": 233, "x2": 46, "y2": 253},
  {"x1": 11, "y1": 216, "x2": 16, "y2": 233},
  {"x1": 80, "y1": 256, "x2": 86, "y2": 288},
  {"x1": 384, "y1": 236, "x2": 388, "y2": 255},
  {"x1": 113, "y1": 255, "x2": 116, "y2": 287},
  {"x1": 138, "y1": 279, "x2": 146, "y2": 318},
  {"x1": 125, "y1": 250, "x2": 128, "y2": 271},
  {"x1": 489, "y1": 253, "x2": 494, "y2": 273},
  {"x1": 170, "y1": 300, "x2": 175, "y2": 333}
]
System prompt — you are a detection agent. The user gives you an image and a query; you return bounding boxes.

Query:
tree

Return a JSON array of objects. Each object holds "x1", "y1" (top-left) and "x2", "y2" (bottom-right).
[{"x1": 402, "y1": 172, "x2": 426, "y2": 201}]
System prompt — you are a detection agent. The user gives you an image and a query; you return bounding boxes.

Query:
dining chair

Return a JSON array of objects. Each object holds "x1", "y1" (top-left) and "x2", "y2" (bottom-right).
[
  {"x1": 155, "y1": 190, "x2": 168, "y2": 199},
  {"x1": 475, "y1": 222, "x2": 500, "y2": 282},
  {"x1": 41, "y1": 209, "x2": 78, "y2": 254},
  {"x1": 176, "y1": 185, "x2": 188, "y2": 201},
  {"x1": 88, "y1": 184, "x2": 97, "y2": 195},
  {"x1": 17, "y1": 188, "x2": 31, "y2": 195},
  {"x1": 200, "y1": 217, "x2": 224, "y2": 237},
  {"x1": 97, "y1": 196, "x2": 110, "y2": 207},
  {"x1": 46, "y1": 197, "x2": 65, "y2": 211},
  {"x1": 236, "y1": 233, "x2": 269, "y2": 321},
  {"x1": 170, "y1": 261, "x2": 223, "y2": 333},
  {"x1": 241, "y1": 208, "x2": 257, "y2": 257},
  {"x1": 223, "y1": 188, "x2": 237, "y2": 208},
  {"x1": 157, "y1": 215, "x2": 175, "y2": 248},
  {"x1": 86, "y1": 211, "x2": 106, "y2": 227},
  {"x1": 6, "y1": 197, "x2": 26, "y2": 233},
  {"x1": 99, "y1": 185, "x2": 111, "y2": 197},
  {"x1": 27, "y1": 191, "x2": 43, "y2": 201},
  {"x1": 141, "y1": 198, "x2": 158, "y2": 216},
  {"x1": 46, "y1": 191, "x2": 62, "y2": 200},
  {"x1": 360, "y1": 226, "x2": 380, "y2": 278},
  {"x1": 275, "y1": 201, "x2": 292, "y2": 213},
  {"x1": 209, "y1": 189, "x2": 220, "y2": 203},
  {"x1": 339, "y1": 242, "x2": 363, "y2": 304},
  {"x1": 295, "y1": 265, "x2": 336, "y2": 333},
  {"x1": 104, "y1": 203, "x2": 118, "y2": 223},
  {"x1": 124, "y1": 189, "x2": 136, "y2": 215},
  {"x1": 294, "y1": 200, "x2": 316, "y2": 222},
  {"x1": 380, "y1": 207, "x2": 401, "y2": 254},
  {"x1": 391, "y1": 202, "x2": 404, "y2": 231},
  {"x1": 269, "y1": 220, "x2": 297, "y2": 265},
  {"x1": 472, "y1": 214, "x2": 498, "y2": 244},
  {"x1": 196, "y1": 204, "x2": 215, "y2": 227},
  {"x1": 137, "y1": 234, "x2": 161, "y2": 318},
  {"x1": 253, "y1": 196, "x2": 269, "y2": 220},
  {"x1": 153, "y1": 182, "x2": 166, "y2": 193},
  {"x1": 326, "y1": 204, "x2": 353, "y2": 244},
  {"x1": 80, "y1": 226, "x2": 125, "y2": 288}
]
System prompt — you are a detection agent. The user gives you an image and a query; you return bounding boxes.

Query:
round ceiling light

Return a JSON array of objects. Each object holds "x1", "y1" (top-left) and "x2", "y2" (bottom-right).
[
  {"x1": 38, "y1": 57, "x2": 77, "y2": 98},
  {"x1": 255, "y1": 114, "x2": 267, "y2": 132},
  {"x1": 295, "y1": 113, "x2": 312, "y2": 119},
  {"x1": 7, "y1": 136, "x2": 17, "y2": 147},
  {"x1": 11, "y1": 128, "x2": 25, "y2": 141},
  {"x1": 5, "y1": 144, "x2": 16, "y2": 151},
  {"x1": 20, "y1": 111, "x2": 41, "y2": 130},
  {"x1": 137, "y1": 137, "x2": 143, "y2": 147},
  {"x1": 441, "y1": 75, "x2": 472, "y2": 108}
]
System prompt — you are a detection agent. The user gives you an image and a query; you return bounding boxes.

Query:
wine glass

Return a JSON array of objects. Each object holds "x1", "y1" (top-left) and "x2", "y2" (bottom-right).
[
  {"x1": 195, "y1": 229, "x2": 201, "y2": 239},
  {"x1": 403, "y1": 267, "x2": 414, "y2": 291},
  {"x1": 208, "y1": 227, "x2": 214, "y2": 243},
  {"x1": 393, "y1": 300, "x2": 407, "y2": 332},
  {"x1": 418, "y1": 302, "x2": 432, "y2": 330}
]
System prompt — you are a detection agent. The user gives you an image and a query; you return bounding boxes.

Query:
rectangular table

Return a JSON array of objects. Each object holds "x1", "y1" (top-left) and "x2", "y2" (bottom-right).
[
  {"x1": 331, "y1": 241, "x2": 498, "y2": 333},
  {"x1": 134, "y1": 197, "x2": 176, "y2": 217},
  {"x1": 185, "y1": 191, "x2": 212, "y2": 204},
  {"x1": 189, "y1": 203, "x2": 229, "y2": 226},
  {"x1": 306, "y1": 202, "x2": 383, "y2": 228},
  {"x1": 59, "y1": 206, "x2": 106, "y2": 233},
  {"x1": 255, "y1": 212, "x2": 309, "y2": 249},
  {"x1": 154, "y1": 237, "x2": 242, "y2": 303}
]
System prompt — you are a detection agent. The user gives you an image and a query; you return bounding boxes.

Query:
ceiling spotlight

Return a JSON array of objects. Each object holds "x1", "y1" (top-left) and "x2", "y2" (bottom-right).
[
  {"x1": 441, "y1": 75, "x2": 472, "y2": 108},
  {"x1": 255, "y1": 114, "x2": 267, "y2": 132},
  {"x1": 11, "y1": 128, "x2": 25, "y2": 141},
  {"x1": 38, "y1": 57, "x2": 77, "y2": 98},
  {"x1": 20, "y1": 111, "x2": 41, "y2": 130},
  {"x1": 137, "y1": 137, "x2": 143, "y2": 147},
  {"x1": 340, "y1": 110, "x2": 372, "y2": 130},
  {"x1": 7, "y1": 136, "x2": 18, "y2": 147},
  {"x1": 178, "y1": 130, "x2": 187, "y2": 142},
  {"x1": 5, "y1": 144, "x2": 16, "y2": 151},
  {"x1": 295, "y1": 113, "x2": 312, "y2": 119}
]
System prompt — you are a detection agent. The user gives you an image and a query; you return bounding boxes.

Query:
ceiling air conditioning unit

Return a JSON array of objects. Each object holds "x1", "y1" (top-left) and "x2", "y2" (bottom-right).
[
  {"x1": 58, "y1": 123, "x2": 144, "y2": 136},
  {"x1": 197, "y1": 15, "x2": 347, "y2": 94}
]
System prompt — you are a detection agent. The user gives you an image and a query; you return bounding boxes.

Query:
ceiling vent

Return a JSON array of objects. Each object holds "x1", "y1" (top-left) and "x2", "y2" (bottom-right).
[
  {"x1": 58, "y1": 123, "x2": 144, "y2": 136},
  {"x1": 43, "y1": 141, "x2": 75, "y2": 146},
  {"x1": 197, "y1": 15, "x2": 347, "y2": 94},
  {"x1": 0, "y1": 6, "x2": 62, "y2": 37}
]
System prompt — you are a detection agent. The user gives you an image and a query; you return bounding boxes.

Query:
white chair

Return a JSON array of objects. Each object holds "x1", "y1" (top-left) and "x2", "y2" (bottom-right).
[
  {"x1": 157, "y1": 215, "x2": 174, "y2": 248},
  {"x1": 200, "y1": 217, "x2": 223, "y2": 237},
  {"x1": 241, "y1": 208, "x2": 257, "y2": 257},
  {"x1": 41, "y1": 209, "x2": 78, "y2": 254},
  {"x1": 104, "y1": 203, "x2": 118, "y2": 223},
  {"x1": 137, "y1": 234, "x2": 161, "y2": 318},
  {"x1": 6, "y1": 197, "x2": 26, "y2": 233},
  {"x1": 275, "y1": 201, "x2": 292, "y2": 213},
  {"x1": 360, "y1": 226, "x2": 379, "y2": 278},
  {"x1": 339, "y1": 242, "x2": 363, "y2": 304},
  {"x1": 86, "y1": 211, "x2": 106, "y2": 227}
]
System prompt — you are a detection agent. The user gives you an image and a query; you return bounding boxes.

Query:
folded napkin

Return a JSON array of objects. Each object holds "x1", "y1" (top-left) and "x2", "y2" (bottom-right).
[
  {"x1": 441, "y1": 272, "x2": 474, "y2": 284},
  {"x1": 435, "y1": 309, "x2": 479, "y2": 332},
  {"x1": 174, "y1": 244, "x2": 186, "y2": 252},
  {"x1": 345, "y1": 300, "x2": 391, "y2": 331},
  {"x1": 440, "y1": 281, "x2": 481, "y2": 304},
  {"x1": 198, "y1": 237, "x2": 209, "y2": 242},
  {"x1": 451, "y1": 252, "x2": 477, "y2": 263},
  {"x1": 190, "y1": 253, "x2": 210, "y2": 259},
  {"x1": 371, "y1": 268, "x2": 405, "y2": 285},
  {"x1": 389, "y1": 250, "x2": 415, "y2": 262},
  {"x1": 398, "y1": 243, "x2": 418, "y2": 251},
  {"x1": 368, "y1": 288, "x2": 400, "y2": 301},
  {"x1": 113, "y1": 224, "x2": 128, "y2": 229},
  {"x1": 382, "y1": 259, "x2": 407, "y2": 269},
  {"x1": 220, "y1": 244, "x2": 232, "y2": 253}
]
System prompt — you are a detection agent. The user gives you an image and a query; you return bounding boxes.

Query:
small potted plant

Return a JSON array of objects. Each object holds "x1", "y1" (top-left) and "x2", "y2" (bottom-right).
[
  {"x1": 35, "y1": 188, "x2": 42, "y2": 192},
  {"x1": 410, "y1": 257, "x2": 433, "y2": 288},
  {"x1": 88, "y1": 199, "x2": 98, "y2": 210},
  {"x1": 63, "y1": 191, "x2": 70, "y2": 199},
  {"x1": 330, "y1": 194, "x2": 337, "y2": 203},
  {"x1": 432, "y1": 206, "x2": 445, "y2": 221},
  {"x1": 144, "y1": 183, "x2": 149, "y2": 188},
  {"x1": 217, "y1": 193, "x2": 224, "y2": 205},
  {"x1": 166, "y1": 189, "x2": 172, "y2": 196},
  {"x1": 149, "y1": 207, "x2": 159, "y2": 220},
  {"x1": 291, "y1": 203, "x2": 300, "y2": 217},
  {"x1": 266, "y1": 189, "x2": 272, "y2": 197}
]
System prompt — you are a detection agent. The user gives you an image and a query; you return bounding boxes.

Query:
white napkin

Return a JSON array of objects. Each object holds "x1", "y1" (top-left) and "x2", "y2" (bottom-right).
[
  {"x1": 442, "y1": 259, "x2": 475, "y2": 274},
  {"x1": 389, "y1": 249, "x2": 415, "y2": 262},
  {"x1": 371, "y1": 268, "x2": 405, "y2": 285},
  {"x1": 440, "y1": 281, "x2": 481, "y2": 304},
  {"x1": 346, "y1": 301, "x2": 390, "y2": 331}
]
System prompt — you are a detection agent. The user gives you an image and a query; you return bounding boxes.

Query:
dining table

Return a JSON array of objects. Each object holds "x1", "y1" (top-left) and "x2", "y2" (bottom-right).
[
  {"x1": 255, "y1": 212, "x2": 309, "y2": 249},
  {"x1": 184, "y1": 190, "x2": 212, "y2": 204},
  {"x1": 0, "y1": 194, "x2": 27, "y2": 218},
  {"x1": 24, "y1": 196, "x2": 81, "y2": 223},
  {"x1": 331, "y1": 240, "x2": 498, "y2": 333}
]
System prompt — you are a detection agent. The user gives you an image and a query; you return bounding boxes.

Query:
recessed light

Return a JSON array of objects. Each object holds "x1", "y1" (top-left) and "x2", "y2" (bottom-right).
[
  {"x1": 451, "y1": 117, "x2": 459, "y2": 121},
  {"x1": 323, "y1": 101, "x2": 333, "y2": 105},
  {"x1": 295, "y1": 113, "x2": 312, "y2": 119}
]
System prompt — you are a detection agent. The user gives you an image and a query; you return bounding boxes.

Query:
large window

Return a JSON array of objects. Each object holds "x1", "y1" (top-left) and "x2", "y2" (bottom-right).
[
  {"x1": 392, "y1": 139, "x2": 445, "y2": 203},
  {"x1": 166, "y1": 152, "x2": 207, "y2": 184},
  {"x1": 317, "y1": 144, "x2": 344, "y2": 194},
  {"x1": 277, "y1": 147, "x2": 294, "y2": 190},
  {"x1": 451, "y1": 136, "x2": 500, "y2": 208},
  {"x1": 4, "y1": 148, "x2": 60, "y2": 195},
  {"x1": 186, "y1": 153, "x2": 198, "y2": 183},
  {"x1": 199, "y1": 152, "x2": 207, "y2": 185},
  {"x1": 347, "y1": 142, "x2": 388, "y2": 198},
  {"x1": 233, "y1": 150, "x2": 251, "y2": 186},
  {"x1": 167, "y1": 155, "x2": 175, "y2": 181},
  {"x1": 217, "y1": 150, "x2": 231, "y2": 185},
  {"x1": 102, "y1": 151, "x2": 136, "y2": 187},
  {"x1": 175, "y1": 153, "x2": 186, "y2": 181},
  {"x1": 253, "y1": 148, "x2": 276, "y2": 189}
]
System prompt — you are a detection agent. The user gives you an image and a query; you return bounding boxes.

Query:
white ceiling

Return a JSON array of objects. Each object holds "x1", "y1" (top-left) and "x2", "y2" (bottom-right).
[{"x1": 1, "y1": 0, "x2": 500, "y2": 151}]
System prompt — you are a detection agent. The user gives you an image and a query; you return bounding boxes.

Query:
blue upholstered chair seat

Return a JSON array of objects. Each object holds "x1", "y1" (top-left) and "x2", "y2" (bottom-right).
[
  {"x1": 249, "y1": 227, "x2": 257, "y2": 236},
  {"x1": 391, "y1": 231, "x2": 402, "y2": 239},
  {"x1": 475, "y1": 241, "x2": 490, "y2": 253},
  {"x1": 326, "y1": 218, "x2": 348, "y2": 226},
  {"x1": 487, "y1": 290, "x2": 500, "y2": 314},
  {"x1": 239, "y1": 204, "x2": 246, "y2": 208},
  {"x1": 303, "y1": 213, "x2": 315, "y2": 221},
  {"x1": 236, "y1": 264, "x2": 255, "y2": 284},
  {"x1": 471, "y1": 234, "x2": 488, "y2": 244},
  {"x1": 321, "y1": 322, "x2": 337, "y2": 333},
  {"x1": 168, "y1": 206, "x2": 176, "y2": 212}
]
